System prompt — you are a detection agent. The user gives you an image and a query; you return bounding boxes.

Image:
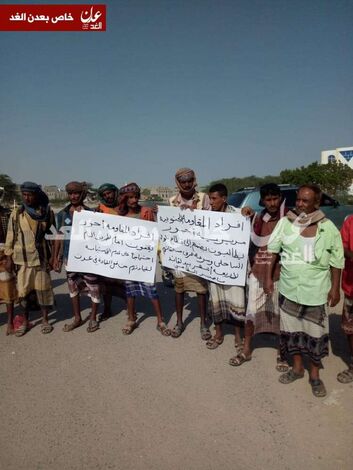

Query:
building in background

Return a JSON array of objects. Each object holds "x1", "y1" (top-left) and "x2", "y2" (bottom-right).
[
  {"x1": 321, "y1": 146, "x2": 353, "y2": 194},
  {"x1": 142, "y1": 186, "x2": 175, "y2": 201},
  {"x1": 43, "y1": 185, "x2": 67, "y2": 201},
  {"x1": 321, "y1": 146, "x2": 353, "y2": 166},
  {"x1": 150, "y1": 186, "x2": 175, "y2": 201}
]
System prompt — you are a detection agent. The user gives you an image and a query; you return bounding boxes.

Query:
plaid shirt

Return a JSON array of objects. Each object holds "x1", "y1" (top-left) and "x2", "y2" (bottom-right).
[
  {"x1": 4, "y1": 208, "x2": 56, "y2": 267},
  {"x1": 0, "y1": 207, "x2": 11, "y2": 244}
]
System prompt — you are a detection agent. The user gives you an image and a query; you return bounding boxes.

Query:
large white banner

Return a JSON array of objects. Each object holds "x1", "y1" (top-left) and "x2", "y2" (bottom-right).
[
  {"x1": 158, "y1": 206, "x2": 250, "y2": 286},
  {"x1": 66, "y1": 210, "x2": 158, "y2": 283}
]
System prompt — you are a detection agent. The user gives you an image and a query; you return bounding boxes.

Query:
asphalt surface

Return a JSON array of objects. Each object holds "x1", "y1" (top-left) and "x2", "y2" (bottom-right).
[{"x1": 0, "y1": 270, "x2": 352, "y2": 470}]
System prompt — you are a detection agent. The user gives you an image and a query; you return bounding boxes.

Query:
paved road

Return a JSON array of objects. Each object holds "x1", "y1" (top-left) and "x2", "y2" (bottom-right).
[{"x1": 0, "y1": 271, "x2": 352, "y2": 470}]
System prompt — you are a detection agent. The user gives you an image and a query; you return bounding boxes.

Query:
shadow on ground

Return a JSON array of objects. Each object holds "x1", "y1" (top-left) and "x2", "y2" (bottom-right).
[{"x1": 330, "y1": 312, "x2": 350, "y2": 366}]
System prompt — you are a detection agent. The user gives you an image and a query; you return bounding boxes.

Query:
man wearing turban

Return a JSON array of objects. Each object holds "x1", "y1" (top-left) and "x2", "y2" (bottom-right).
[
  {"x1": 118, "y1": 183, "x2": 170, "y2": 336},
  {"x1": 54, "y1": 181, "x2": 101, "y2": 333},
  {"x1": 167, "y1": 168, "x2": 211, "y2": 340},
  {"x1": 4, "y1": 182, "x2": 55, "y2": 335},
  {"x1": 97, "y1": 183, "x2": 119, "y2": 215},
  {"x1": 96, "y1": 183, "x2": 126, "y2": 320}
]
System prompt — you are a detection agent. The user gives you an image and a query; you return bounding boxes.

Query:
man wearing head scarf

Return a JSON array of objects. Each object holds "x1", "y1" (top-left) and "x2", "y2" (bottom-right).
[
  {"x1": 54, "y1": 181, "x2": 101, "y2": 333},
  {"x1": 4, "y1": 182, "x2": 56, "y2": 335},
  {"x1": 265, "y1": 184, "x2": 344, "y2": 398},
  {"x1": 96, "y1": 183, "x2": 119, "y2": 215},
  {"x1": 95, "y1": 183, "x2": 126, "y2": 321},
  {"x1": 0, "y1": 186, "x2": 17, "y2": 335},
  {"x1": 170, "y1": 168, "x2": 211, "y2": 210},
  {"x1": 117, "y1": 182, "x2": 171, "y2": 336},
  {"x1": 167, "y1": 168, "x2": 211, "y2": 340}
]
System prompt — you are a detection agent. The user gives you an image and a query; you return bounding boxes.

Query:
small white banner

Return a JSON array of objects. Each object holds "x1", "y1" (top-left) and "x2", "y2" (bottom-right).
[
  {"x1": 158, "y1": 206, "x2": 250, "y2": 286},
  {"x1": 66, "y1": 210, "x2": 159, "y2": 283}
]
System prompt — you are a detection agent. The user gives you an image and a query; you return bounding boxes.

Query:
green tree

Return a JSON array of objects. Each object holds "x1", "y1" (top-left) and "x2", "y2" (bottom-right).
[
  {"x1": 149, "y1": 194, "x2": 163, "y2": 202},
  {"x1": 0, "y1": 174, "x2": 20, "y2": 206},
  {"x1": 142, "y1": 188, "x2": 151, "y2": 196},
  {"x1": 280, "y1": 161, "x2": 353, "y2": 196},
  {"x1": 207, "y1": 174, "x2": 281, "y2": 193},
  {"x1": 207, "y1": 161, "x2": 353, "y2": 198}
]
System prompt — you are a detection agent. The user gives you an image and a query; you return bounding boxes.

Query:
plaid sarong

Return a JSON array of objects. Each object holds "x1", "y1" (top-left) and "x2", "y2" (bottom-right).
[
  {"x1": 279, "y1": 295, "x2": 326, "y2": 327},
  {"x1": 125, "y1": 281, "x2": 159, "y2": 299},
  {"x1": 209, "y1": 282, "x2": 245, "y2": 323},
  {"x1": 66, "y1": 271, "x2": 100, "y2": 303},
  {"x1": 246, "y1": 273, "x2": 280, "y2": 335}
]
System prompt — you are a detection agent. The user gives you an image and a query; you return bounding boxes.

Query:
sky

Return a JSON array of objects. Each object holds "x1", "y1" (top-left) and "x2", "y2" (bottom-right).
[{"x1": 1, "y1": 0, "x2": 353, "y2": 189}]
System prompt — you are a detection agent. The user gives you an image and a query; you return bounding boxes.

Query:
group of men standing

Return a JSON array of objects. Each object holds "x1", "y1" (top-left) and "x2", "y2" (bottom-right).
[{"x1": 0, "y1": 169, "x2": 352, "y2": 398}]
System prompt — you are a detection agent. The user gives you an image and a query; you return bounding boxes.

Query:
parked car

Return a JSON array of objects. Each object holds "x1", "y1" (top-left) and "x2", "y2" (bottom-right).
[{"x1": 228, "y1": 184, "x2": 352, "y2": 228}]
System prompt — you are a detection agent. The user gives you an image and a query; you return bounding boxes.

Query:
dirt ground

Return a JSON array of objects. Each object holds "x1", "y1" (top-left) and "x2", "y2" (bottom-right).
[{"x1": 0, "y1": 270, "x2": 352, "y2": 470}]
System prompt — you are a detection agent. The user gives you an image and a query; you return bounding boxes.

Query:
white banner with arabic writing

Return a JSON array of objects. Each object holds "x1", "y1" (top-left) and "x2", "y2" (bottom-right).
[
  {"x1": 158, "y1": 206, "x2": 250, "y2": 286},
  {"x1": 66, "y1": 210, "x2": 158, "y2": 283}
]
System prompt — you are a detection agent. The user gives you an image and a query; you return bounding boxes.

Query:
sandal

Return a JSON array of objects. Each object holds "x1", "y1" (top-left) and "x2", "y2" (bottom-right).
[
  {"x1": 337, "y1": 366, "x2": 353, "y2": 384},
  {"x1": 156, "y1": 322, "x2": 171, "y2": 337},
  {"x1": 229, "y1": 352, "x2": 252, "y2": 366},
  {"x1": 122, "y1": 320, "x2": 137, "y2": 335},
  {"x1": 200, "y1": 326, "x2": 212, "y2": 341},
  {"x1": 171, "y1": 323, "x2": 185, "y2": 338},
  {"x1": 206, "y1": 336, "x2": 224, "y2": 349},
  {"x1": 87, "y1": 320, "x2": 99, "y2": 333},
  {"x1": 276, "y1": 355, "x2": 289, "y2": 373},
  {"x1": 279, "y1": 369, "x2": 304, "y2": 384},
  {"x1": 41, "y1": 323, "x2": 53, "y2": 334},
  {"x1": 63, "y1": 319, "x2": 83, "y2": 332},
  {"x1": 309, "y1": 378, "x2": 327, "y2": 398}
]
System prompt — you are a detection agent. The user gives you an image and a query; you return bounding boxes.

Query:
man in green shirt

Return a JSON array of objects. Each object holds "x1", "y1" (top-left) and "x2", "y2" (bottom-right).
[{"x1": 265, "y1": 184, "x2": 344, "y2": 398}]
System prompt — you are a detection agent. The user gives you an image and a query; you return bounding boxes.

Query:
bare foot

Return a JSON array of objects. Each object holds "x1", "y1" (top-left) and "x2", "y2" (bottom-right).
[
  {"x1": 6, "y1": 325, "x2": 14, "y2": 336},
  {"x1": 99, "y1": 310, "x2": 111, "y2": 321}
]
